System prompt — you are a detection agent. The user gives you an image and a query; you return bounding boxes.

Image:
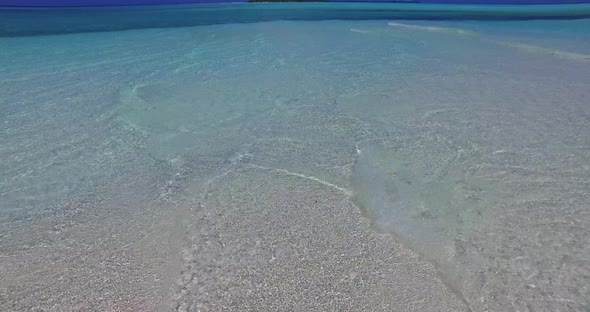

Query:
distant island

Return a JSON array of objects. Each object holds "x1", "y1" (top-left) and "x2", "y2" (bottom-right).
[{"x1": 248, "y1": 0, "x2": 323, "y2": 2}]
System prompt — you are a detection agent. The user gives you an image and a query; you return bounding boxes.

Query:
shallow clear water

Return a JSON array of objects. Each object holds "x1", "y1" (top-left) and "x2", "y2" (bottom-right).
[{"x1": 1, "y1": 4, "x2": 590, "y2": 312}]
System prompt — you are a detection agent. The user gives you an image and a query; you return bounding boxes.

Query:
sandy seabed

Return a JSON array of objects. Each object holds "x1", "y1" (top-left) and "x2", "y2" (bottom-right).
[{"x1": 1, "y1": 20, "x2": 589, "y2": 311}]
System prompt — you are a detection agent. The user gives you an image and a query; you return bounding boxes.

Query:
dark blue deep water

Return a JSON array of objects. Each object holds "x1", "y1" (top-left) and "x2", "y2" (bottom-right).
[{"x1": 1, "y1": 0, "x2": 589, "y2": 6}]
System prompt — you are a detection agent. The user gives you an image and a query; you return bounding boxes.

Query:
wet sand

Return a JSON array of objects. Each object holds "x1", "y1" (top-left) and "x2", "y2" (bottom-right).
[{"x1": 172, "y1": 166, "x2": 468, "y2": 311}]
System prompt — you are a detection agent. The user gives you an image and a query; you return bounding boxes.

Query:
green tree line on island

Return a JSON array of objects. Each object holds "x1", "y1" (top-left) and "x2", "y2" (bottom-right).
[{"x1": 248, "y1": 0, "x2": 323, "y2": 2}]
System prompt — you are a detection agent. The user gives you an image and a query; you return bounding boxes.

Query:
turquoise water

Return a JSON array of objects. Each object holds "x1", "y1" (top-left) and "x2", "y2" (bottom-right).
[{"x1": 1, "y1": 4, "x2": 590, "y2": 312}]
